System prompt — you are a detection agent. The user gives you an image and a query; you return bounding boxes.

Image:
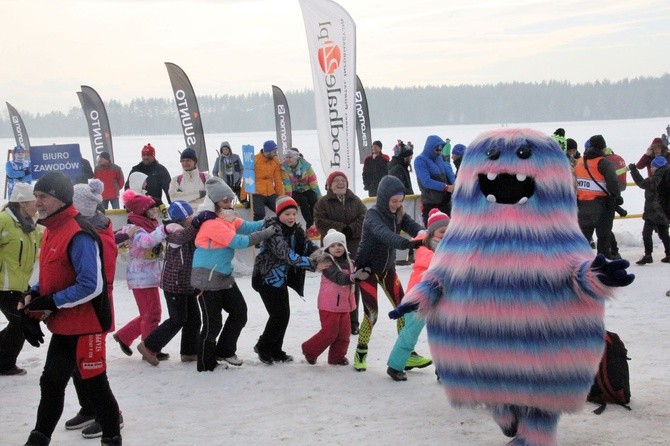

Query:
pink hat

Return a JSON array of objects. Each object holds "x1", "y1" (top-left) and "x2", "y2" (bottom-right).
[
  {"x1": 427, "y1": 208, "x2": 450, "y2": 235},
  {"x1": 122, "y1": 189, "x2": 156, "y2": 216}
]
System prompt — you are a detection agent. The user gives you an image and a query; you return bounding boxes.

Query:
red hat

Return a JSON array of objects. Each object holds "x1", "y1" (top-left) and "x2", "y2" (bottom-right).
[
  {"x1": 326, "y1": 171, "x2": 348, "y2": 190},
  {"x1": 142, "y1": 143, "x2": 156, "y2": 157},
  {"x1": 122, "y1": 189, "x2": 156, "y2": 216},
  {"x1": 275, "y1": 195, "x2": 298, "y2": 216},
  {"x1": 427, "y1": 208, "x2": 450, "y2": 235}
]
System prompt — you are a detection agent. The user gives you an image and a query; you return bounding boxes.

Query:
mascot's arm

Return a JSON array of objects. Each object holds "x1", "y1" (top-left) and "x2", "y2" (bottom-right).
[
  {"x1": 389, "y1": 274, "x2": 442, "y2": 319},
  {"x1": 577, "y1": 253, "x2": 635, "y2": 299}
]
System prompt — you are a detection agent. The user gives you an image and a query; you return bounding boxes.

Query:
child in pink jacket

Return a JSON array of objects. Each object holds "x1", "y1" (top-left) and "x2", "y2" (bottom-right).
[{"x1": 301, "y1": 229, "x2": 369, "y2": 365}]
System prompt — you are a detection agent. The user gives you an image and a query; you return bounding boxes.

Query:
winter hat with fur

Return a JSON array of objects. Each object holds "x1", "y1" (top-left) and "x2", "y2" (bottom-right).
[
  {"x1": 9, "y1": 182, "x2": 34, "y2": 203},
  {"x1": 427, "y1": 208, "x2": 450, "y2": 236},
  {"x1": 73, "y1": 179, "x2": 104, "y2": 217},
  {"x1": 322, "y1": 228, "x2": 348, "y2": 252},
  {"x1": 205, "y1": 177, "x2": 236, "y2": 203},
  {"x1": 275, "y1": 195, "x2": 298, "y2": 216},
  {"x1": 34, "y1": 171, "x2": 74, "y2": 204},
  {"x1": 168, "y1": 200, "x2": 194, "y2": 222},
  {"x1": 122, "y1": 189, "x2": 156, "y2": 216}
]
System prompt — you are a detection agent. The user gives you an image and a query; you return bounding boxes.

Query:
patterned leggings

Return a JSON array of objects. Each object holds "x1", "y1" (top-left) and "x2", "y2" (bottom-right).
[{"x1": 357, "y1": 269, "x2": 406, "y2": 346}]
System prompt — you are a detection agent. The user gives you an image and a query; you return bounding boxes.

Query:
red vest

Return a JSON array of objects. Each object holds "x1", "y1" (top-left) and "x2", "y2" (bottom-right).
[{"x1": 40, "y1": 206, "x2": 104, "y2": 335}]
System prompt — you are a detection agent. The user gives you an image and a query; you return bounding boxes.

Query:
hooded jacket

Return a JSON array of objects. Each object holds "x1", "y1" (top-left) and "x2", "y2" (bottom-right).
[{"x1": 414, "y1": 135, "x2": 455, "y2": 204}]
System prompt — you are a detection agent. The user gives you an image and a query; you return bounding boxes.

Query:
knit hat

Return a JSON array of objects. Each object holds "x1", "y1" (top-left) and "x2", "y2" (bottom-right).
[
  {"x1": 180, "y1": 148, "x2": 197, "y2": 163},
  {"x1": 9, "y1": 182, "x2": 34, "y2": 203},
  {"x1": 566, "y1": 138, "x2": 577, "y2": 152},
  {"x1": 168, "y1": 200, "x2": 194, "y2": 222},
  {"x1": 98, "y1": 151, "x2": 111, "y2": 161},
  {"x1": 142, "y1": 143, "x2": 156, "y2": 157},
  {"x1": 372, "y1": 140, "x2": 383, "y2": 149},
  {"x1": 220, "y1": 141, "x2": 231, "y2": 150},
  {"x1": 262, "y1": 140, "x2": 278, "y2": 153},
  {"x1": 588, "y1": 135, "x2": 607, "y2": 152},
  {"x1": 652, "y1": 156, "x2": 668, "y2": 169},
  {"x1": 13, "y1": 145, "x2": 25, "y2": 154},
  {"x1": 122, "y1": 189, "x2": 156, "y2": 216},
  {"x1": 326, "y1": 171, "x2": 348, "y2": 190},
  {"x1": 427, "y1": 208, "x2": 450, "y2": 236},
  {"x1": 73, "y1": 179, "x2": 103, "y2": 217},
  {"x1": 651, "y1": 137, "x2": 664, "y2": 146},
  {"x1": 285, "y1": 148, "x2": 301, "y2": 159},
  {"x1": 275, "y1": 195, "x2": 298, "y2": 216},
  {"x1": 322, "y1": 228, "x2": 347, "y2": 252},
  {"x1": 34, "y1": 171, "x2": 74, "y2": 204},
  {"x1": 452, "y1": 144, "x2": 466, "y2": 156},
  {"x1": 205, "y1": 177, "x2": 236, "y2": 203}
]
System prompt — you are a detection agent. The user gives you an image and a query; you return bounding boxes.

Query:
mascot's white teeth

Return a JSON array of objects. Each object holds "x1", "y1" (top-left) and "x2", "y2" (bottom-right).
[
  {"x1": 478, "y1": 172, "x2": 536, "y2": 205},
  {"x1": 487, "y1": 172, "x2": 498, "y2": 181},
  {"x1": 516, "y1": 174, "x2": 527, "y2": 182},
  {"x1": 517, "y1": 197, "x2": 528, "y2": 205},
  {"x1": 487, "y1": 194, "x2": 497, "y2": 203}
]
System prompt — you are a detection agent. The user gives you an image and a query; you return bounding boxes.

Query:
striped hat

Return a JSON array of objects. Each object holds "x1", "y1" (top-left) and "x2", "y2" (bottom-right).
[
  {"x1": 276, "y1": 195, "x2": 298, "y2": 216},
  {"x1": 427, "y1": 208, "x2": 450, "y2": 235},
  {"x1": 168, "y1": 200, "x2": 194, "y2": 222}
]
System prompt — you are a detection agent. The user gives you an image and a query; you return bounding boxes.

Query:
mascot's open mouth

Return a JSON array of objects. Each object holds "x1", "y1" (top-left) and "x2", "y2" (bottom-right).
[{"x1": 478, "y1": 173, "x2": 535, "y2": 204}]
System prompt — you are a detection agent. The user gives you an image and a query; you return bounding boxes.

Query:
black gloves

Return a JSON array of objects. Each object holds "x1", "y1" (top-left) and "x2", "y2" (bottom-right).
[
  {"x1": 388, "y1": 303, "x2": 419, "y2": 319},
  {"x1": 616, "y1": 196, "x2": 624, "y2": 206},
  {"x1": 23, "y1": 295, "x2": 56, "y2": 321},
  {"x1": 627, "y1": 163, "x2": 637, "y2": 172},
  {"x1": 191, "y1": 210, "x2": 217, "y2": 229},
  {"x1": 406, "y1": 239, "x2": 424, "y2": 250},
  {"x1": 20, "y1": 313, "x2": 45, "y2": 347}
]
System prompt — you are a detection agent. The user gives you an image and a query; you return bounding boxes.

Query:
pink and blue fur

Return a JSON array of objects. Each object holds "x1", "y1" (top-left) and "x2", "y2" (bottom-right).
[{"x1": 401, "y1": 129, "x2": 630, "y2": 445}]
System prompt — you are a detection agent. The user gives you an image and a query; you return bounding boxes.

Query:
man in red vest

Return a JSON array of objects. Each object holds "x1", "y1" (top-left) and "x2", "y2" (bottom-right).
[{"x1": 18, "y1": 171, "x2": 121, "y2": 446}]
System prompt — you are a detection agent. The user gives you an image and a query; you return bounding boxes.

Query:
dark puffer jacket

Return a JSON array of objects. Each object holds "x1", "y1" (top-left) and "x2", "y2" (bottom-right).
[
  {"x1": 355, "y1": 175, "x2": 424, "y2": 273},
  {"x1": 630, "y1": 164, "x2": 669, "y2": 225},
  {"x1": 313, "y1": 188, "x2": 367, "y2": 257}
]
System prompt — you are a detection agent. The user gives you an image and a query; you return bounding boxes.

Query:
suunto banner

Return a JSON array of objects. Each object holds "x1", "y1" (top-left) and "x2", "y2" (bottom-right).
[
  {"x1": 77, "y1": 85, "x2": 114, "y2": 163},
  {"x1": 6, "y1": 102, "x2": 31, "y2": 150},
  {"x1": 299, "y1": 0, "x2": 357, "y2": 187},
  {"x1": 354, "y1": 75, "x2": 371, "y2": 164},
  {"x1": 272, "y1": 85, "x2": 292, "y2": 158},
  {"x1": 165, "y1": 62, "x2": 209, "y2": 171}
]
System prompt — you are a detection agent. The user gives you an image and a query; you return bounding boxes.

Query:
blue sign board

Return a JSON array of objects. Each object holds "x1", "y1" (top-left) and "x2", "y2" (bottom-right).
[
  {"x1": 242, "y1": 144, "x2": 256, "y2": 194},
  {"x1": 29, "y1": 143, "x2": 82, "y2": 180}
]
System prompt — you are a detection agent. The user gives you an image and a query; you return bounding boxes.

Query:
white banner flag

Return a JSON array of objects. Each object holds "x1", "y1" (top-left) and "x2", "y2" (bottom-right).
[{"x1": 299, "y1": 0, "x2": 357, "y2": 188}]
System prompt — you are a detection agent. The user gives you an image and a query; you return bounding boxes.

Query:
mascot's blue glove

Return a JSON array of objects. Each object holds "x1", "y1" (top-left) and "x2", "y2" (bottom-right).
[
  {"x1": 389, "y1": 302, "x2": 419, "y2": 320},
  {"x1": 191, "y1": 210, "x2": 217, "y2": 229},
  {"x1": 591, "y1": 253, "x2": 635, "y2": 287}
]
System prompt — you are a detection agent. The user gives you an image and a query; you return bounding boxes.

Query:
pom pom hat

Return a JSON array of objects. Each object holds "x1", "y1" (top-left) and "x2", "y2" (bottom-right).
[
  {"x1": 34, "y1": 171, "x2": 74, "y2": 204},
  {"x1": 73, "y1": 179, "x2": 104, "y2": 217},
  {"x1": 168, "y1": 200, "x2": 194, "y2": 221},
  {"x1": 122, "y1": 189, "x2": 156, "y2": 216},
  {"x1": 651, "y1": 156, "x2": 667, "y2": 169},
  {"x1": 322, "y1": 228, "x2": 348, "y2": 252},
  {"x1": 275, "y1": 195, "x2": 298, "y2": 216},
  {"x1": 141, "y1": 143, "x2": 156, "y2": 157},
  {"x1": 9, "y1": 182, "x2": 34, "y2": 203},
  {"x1": 426, "y1": 208, "x2": 450, "y2": 235}
]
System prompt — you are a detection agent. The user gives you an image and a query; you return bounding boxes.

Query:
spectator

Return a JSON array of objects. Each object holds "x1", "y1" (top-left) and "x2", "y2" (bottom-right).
[
  {"x1": 168, "y1": 148, "x2": 210, "y2": 207},
  {"x1": 125, "y1": 143, "x2": 172, "y2": 209},
  {"x1": 281, "y1": 148, "x2": 322, "y2": 237},
  {"x1": 313, "y1": 171, "x2": 367, "y2": 334},
  {"x1": 93, "y1": 151, "x2": 124, "y2": 209},
  {"x1": 5, "y1": 145, "x2": 32, "y2": 199},
  {"x1": 552, "y1": 127, "x2": 567, "y2": 152},
  {"x1": 451, "y1": 144, "x2": 466, "y2": 174},
  {"x1": 387, "y1": 140, "x2": 414, "y2": 195},
  {"x1": 362, "y1": 140, "x2": 389, "y2": 197},
  {"x1": 566, "y1": 138, "x2": 580, "y2": 167},
  {"x1": 635, "y1": 137, "x2": 670, "y2": 176},
  {"x1": 240, "y1": 140, "x2": 284, "y2": 221},
  {"x1": 212, "y1": 141, "x2": 243, "y2": 200},
  {"x1": 74, "y1": 157, "x2": 94, "y2": 185},
  {"x1": 414, "y1": 135, "x2": 456, "y2": 225}
]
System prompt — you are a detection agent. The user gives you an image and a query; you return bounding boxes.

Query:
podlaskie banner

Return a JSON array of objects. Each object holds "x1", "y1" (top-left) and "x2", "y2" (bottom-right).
[
  {"x1": 354, "y1": 75, "x2": 371, "y2": 164},
  {"x1": 6, "y1": 102, "x2": 31, "y2": 150},
  {"x1": 299, "y1": 0, "x2": 356, "y2": 186},
  {"x1": 77, "y1": 85, "x2": 115, "y2": 163},
  {"x1": 272, "y1": 85, "x2": 293, "y2": 158},
  {"x1": 165, "y1": 62, "x2": 209, "y2": 171}
]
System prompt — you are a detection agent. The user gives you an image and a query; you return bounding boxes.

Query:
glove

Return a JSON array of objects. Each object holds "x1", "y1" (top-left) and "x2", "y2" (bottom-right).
[
  {"x1": 341, "y1": 225, "x2": 353, "y2": 241},
  {"x1": 627, "y1": 163, "x2": 637, "y2": 172},
  {"x1": 20, "y1": 312, "x2": 45, "y2": 347},
  {"x1": 158, "y1": 203, "x2": 169, "y2": 220},
  {"x1": 388, "y1": 302, "x2": 419, "y2": 319},
  {"x1": 199, "y1": 190, "x2": 207, "y2": 199},
  {"x1": 23, "y1": 295, "x2": 57, "y2": 321},
  {"x1": 591, "y1": 253, "x2": 635, "y2": 287},
  {"x1": 350, "y1": 266, "x2": 371, "y2": 282},
  {"x1": 248, "y1": 226, "x2": 279, "y2": 246},
  {"x1": 191, "y1": 210, "x2": 217, "y2": 229},
  {"x1": 24, "y1": 168, "x2": 31, "y2": 175},
  {"x1": 616, "y1": 196, "x2": 624, "y2": 206},
  {"x1": 406, "y1": 239, "x2": 424, "y2": 250},
  {"x1": 164, "y1": 223, "x2": 183, "y2": 234}
]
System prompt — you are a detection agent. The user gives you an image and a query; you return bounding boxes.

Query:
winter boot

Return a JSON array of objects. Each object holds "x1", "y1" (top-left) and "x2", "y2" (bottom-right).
[
  {"x1": 101, "y1": 435, "x2": 122, "y2": 446},
  {"x1": 254, "y1": 344, "x2": 274, "y2": 365},
  {"x1": 272, "y1": 351, "x2": 293, "y2": 363},
  {"x1": 636, "y1": 255, "x2": 653, "y2": 265},
  {"x1": 353, "y1": 344, "x2": 368, "y2": 371},
  {"x1": 137, "y1": 342, "x2": 159, "y2": 366},
  {"x1": 404, "y1": 351, "x2": 432, "y2": 370},
  {"x1": 387, "y1": 367, "x2": 407, "y2": 381},
  {"x1": 662, "y1": 256, "x2": 670, "y2": 263},
  {"x1": 112, "y1": 334, "x2": 132, "y2": 356},
  {"x1": 24, "y1": 430, "x2": 50, "y2": 446},
  {"x1": 65, "y1": 412, "x2": 96, "y2": 430}
]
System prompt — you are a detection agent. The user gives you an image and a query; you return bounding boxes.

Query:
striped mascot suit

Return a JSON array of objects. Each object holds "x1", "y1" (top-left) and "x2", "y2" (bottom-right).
[{"x1": 394, "y1": 129, "x2": 634, "y2": 445}]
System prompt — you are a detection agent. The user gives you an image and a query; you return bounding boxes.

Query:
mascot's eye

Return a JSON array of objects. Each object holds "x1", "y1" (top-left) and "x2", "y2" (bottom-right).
[
  {"x1": 486, "y1": 147, "x2": 500, "y2": 160},
  {"x1": 516, "y1": 146, "x2": 532, "y2": 159}
]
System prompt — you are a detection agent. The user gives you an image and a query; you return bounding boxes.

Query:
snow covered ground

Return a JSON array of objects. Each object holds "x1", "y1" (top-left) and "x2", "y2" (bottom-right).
[{"x1": 1, "y1": 216, "x2": 669, "y2": 445}]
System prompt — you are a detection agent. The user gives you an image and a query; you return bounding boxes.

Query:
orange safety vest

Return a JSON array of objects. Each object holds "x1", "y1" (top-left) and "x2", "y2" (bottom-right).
[{"x1": 574, "y1": 157, "x2": 609, "y2": 201}]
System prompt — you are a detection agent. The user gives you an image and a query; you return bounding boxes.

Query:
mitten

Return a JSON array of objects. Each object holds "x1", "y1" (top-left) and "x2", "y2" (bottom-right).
[
  {"x1": 615, "y1": 196, "x2": 624, "y2": 206},
  {"x1": 341, "y1": 225, "x2": 353, "y2": 241},
  {"x1": 20, "y1": 312, "x2": 45, "y2": 347},
  {"x1": 350, "y1": 266, "x2": 371, "y2": 282},
  {"x1": 388, "y1": 302, "x2": 419, "y2": 319},
  {"x1": 164, "y1": 223, "x2": 183, "y2": 234},
  {"x1": 242, "y1": 200, "x2": 251, "y2": 209},
  {"x1": 591, "y1": 253, "x2": 635, "y2": 287},
  {"x1": 191, "y1": 210, "x2": 217, "y2": 229},
  {"x1": 406, "y1": 239, "x2": 424, "y2": 250},
  {"x1": 23, "y1": 295, "x2": 56, "y2": 321},
  {"x1": 627, "y1": 163, "x2": 637, "y2": 172},
  {"x1": 248, "y1": 226, "x2": 278, "y2": 246}
]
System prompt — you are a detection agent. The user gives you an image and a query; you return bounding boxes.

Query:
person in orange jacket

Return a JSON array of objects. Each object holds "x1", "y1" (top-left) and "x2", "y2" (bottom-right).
[{"x1": 240, "y1": 140, "x2": 285, "y2": 221}]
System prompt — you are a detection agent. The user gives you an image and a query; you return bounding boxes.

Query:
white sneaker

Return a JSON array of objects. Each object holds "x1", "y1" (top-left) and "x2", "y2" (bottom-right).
[{"x1": 223, "y1": 355, "x2": 243, "y2": 366}]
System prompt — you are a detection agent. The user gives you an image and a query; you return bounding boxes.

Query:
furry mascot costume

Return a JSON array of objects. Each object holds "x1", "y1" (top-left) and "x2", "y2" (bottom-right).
[{"x1": 392, "y1": 129, "x2": 634, "y2": 445}]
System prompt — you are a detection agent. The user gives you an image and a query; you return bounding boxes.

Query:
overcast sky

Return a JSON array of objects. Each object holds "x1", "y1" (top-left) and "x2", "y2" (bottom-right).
[{"x1": 1, "y1": 0, "x2": 668, "y2": 115}]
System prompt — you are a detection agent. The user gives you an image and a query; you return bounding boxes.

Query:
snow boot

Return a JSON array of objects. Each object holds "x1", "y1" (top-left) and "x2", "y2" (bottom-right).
[
  {"x1": 387, "y1": 367, "x2": 407, "y2": 381},
  {"x1": 24, "y1": 430, "x2": 50, "y2": 446},
  {"x1": 101, "y1": 436, "x2": 122, "y2": 446},
  {"x1": 353, "y1": 344, "x2": 367, "y2": 371},
  {"x1": 636, "y1": 255, "x2": 653, "y2": 265},
  {"x1": 137, "y1": 342, "x2": 159, "y2": 366},
  {"x1": 65, "y1": 412, "x2": 96, "y2": 430}
]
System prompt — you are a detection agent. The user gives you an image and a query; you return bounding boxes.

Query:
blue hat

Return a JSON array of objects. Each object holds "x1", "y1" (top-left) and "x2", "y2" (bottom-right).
[
  {"x1": 168, "y1": 200, "x2": 194, "y2": 222},
  {"x1": 13, "y1": 145, "x2": 25, "y2": 153},
  {"x1": 652, "y1": 156, "x2": 668, "y2": 169},
  {"x1": 180, "y1": 148, "x2": 197, "y2": 163},
  {"x1": 262, "y1": 140, "x2": 278, "y2": 153},
  {"x1": 452, "y1": 144, "x2": 466, "y2": 156}
]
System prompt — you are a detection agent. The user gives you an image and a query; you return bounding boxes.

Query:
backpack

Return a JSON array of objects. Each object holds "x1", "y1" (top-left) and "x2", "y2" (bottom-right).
[
  {"x1": 177, "y1": 171, "x2": 207, "y2": 187},
  {"x1": 587, "y1": 331, "x2": 632, "y2": 414}
]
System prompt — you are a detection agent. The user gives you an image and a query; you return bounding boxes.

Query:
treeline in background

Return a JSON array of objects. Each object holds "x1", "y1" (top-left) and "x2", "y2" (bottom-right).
[{"x1": 2, "y1": 74, "x2": 669, "y2": 138}]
